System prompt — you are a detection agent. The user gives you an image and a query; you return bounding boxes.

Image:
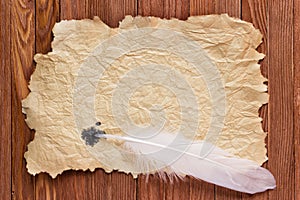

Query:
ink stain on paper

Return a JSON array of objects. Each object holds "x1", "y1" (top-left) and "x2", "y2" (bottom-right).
[{"x1": 81, "y1": 126, "x2": 106, "y2": 146}]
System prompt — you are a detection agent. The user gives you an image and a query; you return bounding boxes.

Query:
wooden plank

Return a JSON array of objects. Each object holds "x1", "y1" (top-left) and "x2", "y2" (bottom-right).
[
  {"x1": 190, "y1": 0, "x2": 216, "y2": 15},
  {"x1": 138, "y1": 174, "x2": 164, "y2": 200},
  {"x1": 34, "y1": 0, "x2": 59, "y2": 199},
  {"x1": 296, "y1": 145, "x2": 300, "y2": 200},
  {"x1": 189, "y1": 178, "x2": 214, "y2": 200},
  {"x1": 36, "y1": 0, "x2": 59, "y2": 54},
  {"x1": 214, "y1": 0, "x2": 241, "y2": 18},
  {"x1": 294, "y1": 0, "x2": 300, "y2": 199},
  {"x1": 164, "y1": 177, "x2": 190, "y2": 200},
  {"x1": 38, "y1": 170, "x2": 112, "y2": 200},
  {"x1": 268, "y1": 0, "x2": 294, "y2": 199},
  {"x1": 0, "y1": 0, "x2": 11, "y2": 199},
  {"x1": 138, "y1": 0, "x2": 165, "y2": 18},
  {"x1": 190, "y1": 0, "x2": 240, "y2": 18},
  {"x1": 138, "y1": 0, "x2": 189, "y2": 19},
  {"x1": 190, "y1": 0, "x2": 242, "y2": 199},
  {"x1": 111, "y1": 172, "x2": 137, "y2": 200},
  {"x1": 35, "y1": 174, "x2": 55, "y2": 200},
  {"x1": 60, "y1": 0, "x2": 85, "y2": 20},
  {"x1": 55, "y1": 171, "x2": 88, "y2": 199},
  {"x1": 215, "y1": 187, "x2": 242, "y2": 200},
  {"x1": 85, "y1": 169, "x2": 113, "y2": 200},
  {"x1": 241, "y1": 2, "x2": 269, "y2": 200},
  {"x1": 8, "y1": 0, "x2": 297, "y2": 199},
  {"x1": 11, "y1": 0, "x2": 36, "y2": 199},
  {"x1": 51, "y1": 171, "x2": 134, "y2": 200},
  {"x1": 86, "y1": 0, "x2": 137, "y2": 28},
  {"x1": 163, "y1": 0, "x2": 189, "y2": 20},
  {"x1": 36, "y1": 170, "x2": 134, "y2": 200}
]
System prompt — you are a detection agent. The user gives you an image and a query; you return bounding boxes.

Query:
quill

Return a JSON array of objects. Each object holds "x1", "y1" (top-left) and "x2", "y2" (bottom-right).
[{"x1": 92, "y1": 129, "x2": 276, "y2": 194}]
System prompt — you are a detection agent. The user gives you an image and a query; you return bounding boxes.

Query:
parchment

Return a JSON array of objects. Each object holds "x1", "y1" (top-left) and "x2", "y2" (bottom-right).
[{"x1": 23, "y1": 14, "x2": 268, "y2": 178}]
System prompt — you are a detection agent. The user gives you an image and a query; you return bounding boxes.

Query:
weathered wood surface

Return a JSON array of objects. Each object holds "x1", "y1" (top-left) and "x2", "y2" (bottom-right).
[
  {"x1": 0, "y1": 0, "x2": 11, "y2": 199},
  {"x1": 1, "y1": 0, "x2": 298, "y2": 199},
  {"x1": 294, "y1": 0, "x2": 300, "y2": 200}
]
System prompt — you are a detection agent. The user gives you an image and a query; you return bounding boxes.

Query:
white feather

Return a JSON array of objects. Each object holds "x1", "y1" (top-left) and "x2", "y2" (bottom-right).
[{"x1": 96, "y1": 130, "x2": 275, "y2": 194}]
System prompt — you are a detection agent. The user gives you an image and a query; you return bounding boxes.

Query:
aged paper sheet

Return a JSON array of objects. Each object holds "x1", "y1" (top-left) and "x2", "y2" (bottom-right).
[{"x1": 23, "y1": 14, "x2": 268, "y2": 178}]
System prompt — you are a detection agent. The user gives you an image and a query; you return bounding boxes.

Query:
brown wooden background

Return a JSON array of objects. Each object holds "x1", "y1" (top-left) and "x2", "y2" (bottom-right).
[{"x1": 0, "y1": 0, "x2": 299, "y2": 199}]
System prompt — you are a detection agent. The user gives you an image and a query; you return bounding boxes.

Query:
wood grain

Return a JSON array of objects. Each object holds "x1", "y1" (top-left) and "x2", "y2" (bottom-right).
[
  {"x1": 0, "y1": 0, "x2": 11, "y2": 199},
  {"x1": 36, "y1": 0, "x2": 59, "y2": 54},
  {"x1": 138, "y1": 174, "x2": 165, "y2": 200},
  {"x1": 190, "y1": 0, "x2": 240, "y2": 18},
  {"x1": 138, "y1": 0, "x2": 165, "y2": 18},
  {"x1": 84, "y1": 170, "x2": 113, "y2": 200},
  {"x1": 164, "y1": 177, "x2": 190, "y2": 200},
  {"x1": 138, "y1": 0, "x2": 189, "y2": 19},
  {"x1": 2, "y1": 0, "x2": 298, "y2": 199},
  {"x1": 294, "y1": 0, "x2": 300, "y2": 199},
  {"x1": 268, "y1": 0, "x2": 294, "y2": 200},
  {"x1": 190, "y1": 0, "x2": 216, "y2": 15},
  {"x1": 35, "y1": 174, "x2": 55, "y2": 200},
  {"x1": 60, "y1": 0, "x2": 86, "y2": 20},
  {"x1": 11, "y1": 0, "x2": 36, "y2": 199},
  {"x1": 189, "y1": 178, "x2": 215, "y2": 200},
  {"x1": 86, "y1": 0, "x2": 137, "y2": 27},
  {"x1": 241, "y1": 2, "x2": 269, "y2": 200},
  {"x1": 111, "y1": 172, "x2": 137, "y2": 200},
  {"x1": 214, "y1": 0, "x2": 241, "y2": 18}
]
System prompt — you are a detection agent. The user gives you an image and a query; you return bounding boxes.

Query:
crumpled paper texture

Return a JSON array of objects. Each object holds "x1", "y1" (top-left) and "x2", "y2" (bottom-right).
[{"x1": 23, "y1": 14, "x2": 268, "y2": 178}]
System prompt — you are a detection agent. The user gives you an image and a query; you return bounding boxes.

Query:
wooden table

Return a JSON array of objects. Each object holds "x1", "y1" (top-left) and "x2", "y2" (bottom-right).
[{"x1": 1, "y1": 0, "x2": 299, "y2": 199}]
